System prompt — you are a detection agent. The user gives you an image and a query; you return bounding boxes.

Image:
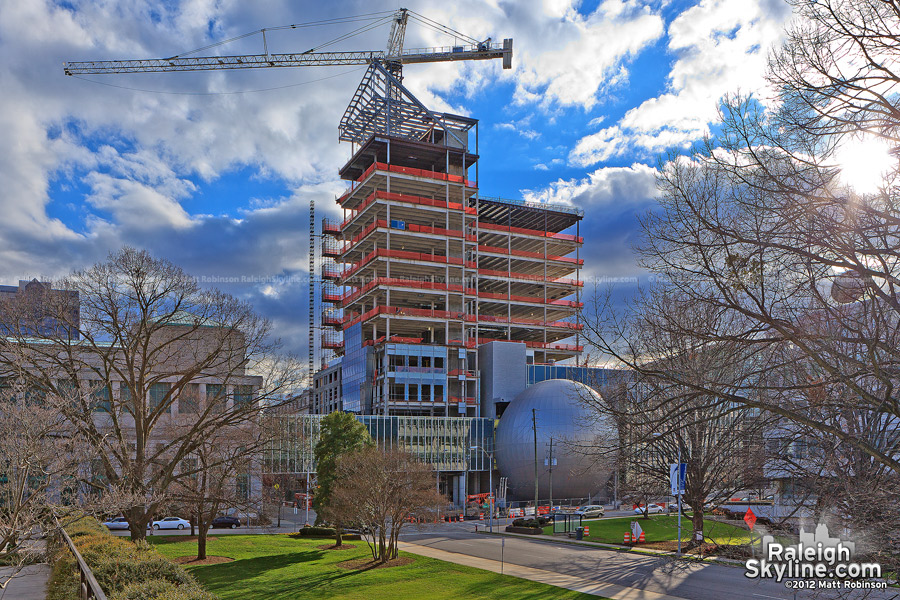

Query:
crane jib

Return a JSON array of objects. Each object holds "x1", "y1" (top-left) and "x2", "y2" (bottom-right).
[{"x1": 63, "y1": 42, "x2": 512, "y2": 75}]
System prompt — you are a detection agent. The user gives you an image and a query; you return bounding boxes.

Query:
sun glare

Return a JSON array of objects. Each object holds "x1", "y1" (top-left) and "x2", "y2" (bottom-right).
[{"x1": 835, "y1": 138, "x2": 896, "y2": 194}]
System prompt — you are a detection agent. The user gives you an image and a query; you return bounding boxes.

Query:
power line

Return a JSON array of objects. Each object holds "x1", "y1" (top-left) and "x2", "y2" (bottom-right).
[{"x1": 171, "y1": 11, "x2": 398, "y2": 59}]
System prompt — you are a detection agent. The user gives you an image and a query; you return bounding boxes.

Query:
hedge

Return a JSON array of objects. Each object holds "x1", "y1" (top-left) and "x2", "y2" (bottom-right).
[
  {"x1": 47, "y1": 517, "x2": 215, "y2": 600},
  {"x1": 293, "y1": 527, "x2": 361, "y2": 541},
  {"x1": 512, "y1": 517, "x2": 549, "y2": 528}
]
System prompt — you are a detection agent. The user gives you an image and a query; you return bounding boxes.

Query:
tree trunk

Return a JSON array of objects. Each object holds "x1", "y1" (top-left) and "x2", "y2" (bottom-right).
[
  {"x1": 190, "y1": 511, "x2": 197, "y2": 537},
  {"x1": 197, "y1": 519, "x2": 208, "y2": 560},
  {"x1": 691, "y1": 509, "x2": 704, "y2": 547},
  {"x1": 335, "y1": 521, "x2": 343, "y2": 547},
  {"x1": 126, "y1": 508, "x2": 151, "y2": 542}
]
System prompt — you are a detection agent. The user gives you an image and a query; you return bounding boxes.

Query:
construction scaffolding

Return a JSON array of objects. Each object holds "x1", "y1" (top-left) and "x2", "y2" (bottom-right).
[{"x1": 318, "y1": 76, "x2": 584, "y2": 416}]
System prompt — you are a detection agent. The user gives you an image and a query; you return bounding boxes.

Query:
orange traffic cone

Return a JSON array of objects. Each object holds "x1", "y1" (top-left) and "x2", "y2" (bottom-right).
[
  {"x1": 479, "y1": 513, "x2": 484, "y2": 521},
  {"x1": 638, "y1": 532, "x2": 645, "y2": 543},
  {"x1": 583, "y1": 526, "x2": 590, "y2": 536},
  {"x1": 458, "y1": 514, "x2": 463, "y2": 522},
  {"x1": 624, "y1": 532, "x2": 631, "y2": 544}
]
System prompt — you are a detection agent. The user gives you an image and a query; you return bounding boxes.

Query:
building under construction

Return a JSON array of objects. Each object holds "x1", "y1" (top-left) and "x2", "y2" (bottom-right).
[{"x1": 314, "y1": 60, "x2": 584, "y2": 417}]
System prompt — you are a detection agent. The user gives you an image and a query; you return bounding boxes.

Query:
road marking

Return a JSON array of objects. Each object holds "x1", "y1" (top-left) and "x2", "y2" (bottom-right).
[{"x1": 752, "y1": 594, "x2": 785, "y2": 600}]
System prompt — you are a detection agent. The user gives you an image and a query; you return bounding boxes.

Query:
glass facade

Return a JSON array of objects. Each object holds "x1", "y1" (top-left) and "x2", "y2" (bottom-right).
[
  {"x1": 341, "y1": 323, "x2": 371, "y2": 413},
  {"x1": 264, "y1": 414, "x2": 494, "y2": 474},
  {"x1": 527, "y1": 365, "x2": 618, "y2": 390}
]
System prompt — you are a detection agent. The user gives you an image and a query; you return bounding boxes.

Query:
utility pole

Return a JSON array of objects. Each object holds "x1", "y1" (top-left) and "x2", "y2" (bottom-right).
[
  {"x1": 677, "y1": 445, "x2": 682, "y2": 558},
  {"x1": 532, "y1": 408, "x2": 538, "y2": 516},
  {"x1": 548, "y1": 437, "x2": 554, "y2": 512}
]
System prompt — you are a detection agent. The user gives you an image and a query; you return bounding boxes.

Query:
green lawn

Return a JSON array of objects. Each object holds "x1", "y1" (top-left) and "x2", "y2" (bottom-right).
[
  {"x1": 543, "y1": 514, "x2": 752, "y2": 546},
  {"x1": 150, "y1": 534, "x2": 603, "y2": 600}
]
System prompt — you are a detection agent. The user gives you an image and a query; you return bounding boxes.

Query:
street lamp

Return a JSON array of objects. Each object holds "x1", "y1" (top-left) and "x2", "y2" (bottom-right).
[
  {"x1": 470, "y1": 445, "x2": 494, "y2": 533},
  {"x1": 653, "y1": 432, "x2": 683, "y2": 558}
]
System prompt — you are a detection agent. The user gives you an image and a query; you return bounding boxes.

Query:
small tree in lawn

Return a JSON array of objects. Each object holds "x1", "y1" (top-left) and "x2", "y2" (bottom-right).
[
  {"x1": 313, "y1": 411, "x2": 372, "y2": 546},
  {"x1": 170, "y1": 421, "x2": 266, "y2": 560},
  {"x1": 330, "y1": 447, "x2": 443, "y2": 562}
]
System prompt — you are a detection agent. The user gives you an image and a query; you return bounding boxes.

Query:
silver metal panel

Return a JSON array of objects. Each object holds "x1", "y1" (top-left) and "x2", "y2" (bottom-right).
[{"x1": 494, "y1": 379, "x2": 617, "y2": 500}]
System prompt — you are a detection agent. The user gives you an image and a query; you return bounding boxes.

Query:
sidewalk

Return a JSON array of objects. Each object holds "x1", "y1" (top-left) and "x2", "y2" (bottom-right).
[
  {"x1": 0, "y1": 564, "x2": 50, "y2": 600},
  {"x1": 397, "y1": 541, "x2": 689, "y2": 600}
]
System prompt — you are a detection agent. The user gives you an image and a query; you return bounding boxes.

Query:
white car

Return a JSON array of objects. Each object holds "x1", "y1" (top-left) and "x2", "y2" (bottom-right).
[
  {"x1": 634, "y1": 503, "x2": 666, "y2": 515},
  {"x1": 574, "y1": 505, "x2": 605, "y2": 518},
  {"x1": 103, "y1": 517, "x2": 131, "y2": 530},
  {"x1": 152, "y1": 516, "x2": 191, "y2": 530}
]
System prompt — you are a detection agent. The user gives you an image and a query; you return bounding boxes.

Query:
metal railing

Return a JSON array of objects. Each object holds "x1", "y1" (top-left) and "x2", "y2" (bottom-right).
[
  {"x1": 56, "y1": 520, "x2": 107, "y2": 600},
  {"x1": 476, "y1": 195, "x2": 584, "y2": 217}
]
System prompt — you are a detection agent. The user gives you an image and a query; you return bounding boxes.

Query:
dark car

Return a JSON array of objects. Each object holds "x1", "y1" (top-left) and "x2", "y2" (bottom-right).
[{"x1": 211, "y1": 515, "x2": 241, "y2": 529}]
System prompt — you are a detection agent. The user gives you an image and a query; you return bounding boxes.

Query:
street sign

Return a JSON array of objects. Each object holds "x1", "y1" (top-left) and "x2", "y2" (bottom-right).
[
  {"x1": 544, "y1": 458, "x2": 557, "y2": 466},
  {"x1": 670, "y1": 463, "x2": 686, "y2": 495},
  {"x1": 744, "y1": 508, "x2": 757, "y2": 530}
]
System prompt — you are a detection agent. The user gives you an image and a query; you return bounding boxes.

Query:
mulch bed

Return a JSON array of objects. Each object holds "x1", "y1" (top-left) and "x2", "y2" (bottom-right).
[
  {"x1": 318, "y1": 543, "x2": 356, "y2": 550},
  {"x1": 337, "y1": 556, "x2": 414, "y2": 570},
  {"x1": 172, "y1": 555, "x2": 233, "y2": 565},
  {"x1": 632, "y1": 540, "x2": 748, "y2": 557}
]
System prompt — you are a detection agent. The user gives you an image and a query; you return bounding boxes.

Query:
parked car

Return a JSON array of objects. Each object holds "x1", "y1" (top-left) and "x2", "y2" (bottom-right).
[
  {"x1": 152, "y1": 517, "x2": 191, "y2": 530},
  {"x1": 211, "y1": 515, "x2": 241, "y2": 529},
  {"x1": 103, "y1": 517, "x2": 131, "y2": 530},
  {"x1": 634, "y1": 503, "x2": 665, "y2": 515},
  {"x1": 574, "y1": 505, "x2": 605, "y2": 518}
]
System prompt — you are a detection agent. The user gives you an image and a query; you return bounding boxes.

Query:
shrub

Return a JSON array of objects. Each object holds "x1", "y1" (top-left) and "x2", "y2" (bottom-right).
[
  {"x1": 512, "y1": 517, "x2": 548, "y2": 528},
  {"x1": 65, "y1": 516, "x2": 108, "y2": 538},
  {"x1": 91, "y1": 552, "x2": 195, "y2": 595},
  {"x1": 46, "y1": 517, "x2": 213, "y2": 600},
  {"x1": 111, "y1": 580, "x2": 218, "y2": 600},
  {"x1": 298, "y1": 526, "x2": 336, "y2": 537}
]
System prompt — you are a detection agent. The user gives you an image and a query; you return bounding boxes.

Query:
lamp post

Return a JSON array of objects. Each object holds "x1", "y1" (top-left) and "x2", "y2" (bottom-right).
[
  {"x1": 470, "y1": 445, "x2": 494, "y2": 533},
  {"x1": 653, "y1": 432, "x2": 683, "y2": 558}
]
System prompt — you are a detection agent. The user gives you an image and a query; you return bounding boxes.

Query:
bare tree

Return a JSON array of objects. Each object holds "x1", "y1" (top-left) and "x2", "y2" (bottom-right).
[
  {"x1": 769, "y1": 0, "x2": 900, "y2": 147},
  {"x1": 328, "y1": 447, "x2": 443, "y2": 563},
  {"x1": 587, "y1": 291, "x2": 771, "y2": 542},
  {"x1": 0, "y1": 248, "x2": 303, "y2": 541},
  {"x1": 169, "y1": 419, "x2": 269, "y2": 560},
  {"x1": 582, "y1": 0, "x2": 900, "y2": 568},
  {"x1": 0, "y1": 385, "x2": 93, "y2": 589}
]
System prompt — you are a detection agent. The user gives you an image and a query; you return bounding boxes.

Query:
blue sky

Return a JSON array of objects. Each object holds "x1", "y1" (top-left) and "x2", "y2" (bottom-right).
[{"x1": 0, "y1": 0, "x2": 795, "y2": 355}]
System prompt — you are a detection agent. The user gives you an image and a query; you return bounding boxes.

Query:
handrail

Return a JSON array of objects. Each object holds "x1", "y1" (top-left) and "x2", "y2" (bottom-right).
[{"x1": 55, "y1": 517, "x2": 108, "y2": 600}]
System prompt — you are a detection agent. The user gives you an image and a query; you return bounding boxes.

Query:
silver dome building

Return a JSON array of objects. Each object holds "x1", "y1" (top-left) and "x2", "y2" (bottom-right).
[{"x1": 495, "y1": 379, "x2": 617, "y2": 501}]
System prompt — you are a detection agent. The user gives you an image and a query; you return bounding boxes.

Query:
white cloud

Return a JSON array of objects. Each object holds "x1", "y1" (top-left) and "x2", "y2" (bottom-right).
[
  {"x1": 522, "y1": 162, "x2": 659, "y2": 208},
  {"x1": 570, "y1": 0, "x2": 793, "y2": 166}
]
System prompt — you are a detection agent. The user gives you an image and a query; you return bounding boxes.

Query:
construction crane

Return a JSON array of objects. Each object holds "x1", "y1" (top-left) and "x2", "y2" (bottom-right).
[
  {"x1": 63, "y1": 7, "x2": 512, "y2": 396},
  {"x1": 63, "y1": 9, "x2": 512, "y2": 77}
]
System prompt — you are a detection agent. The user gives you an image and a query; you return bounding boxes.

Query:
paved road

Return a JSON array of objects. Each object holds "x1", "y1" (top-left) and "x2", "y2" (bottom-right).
[{"x1": 400, "y1": 526, "x2": 895, "y2": 600}]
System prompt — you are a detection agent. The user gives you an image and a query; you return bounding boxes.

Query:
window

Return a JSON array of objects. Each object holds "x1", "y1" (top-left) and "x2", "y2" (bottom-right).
[
  {"x1": 434, "y1": 385, "x2": 444, "y2": 401},
  {"x1": 206, "y1": 384, "x2": 224, "y2": 412},
  {"x1": 409, "y1": 384, "x2": 419, "y2": 402},
  {"x1": 233, "y1": 385, "x2": 254, "y2": 407},
  {"x1": 24, "y1": 386, "x2": 46, "y2": 407},
  {"x1": 179, "y1": 383, "x2": 200, "y2": 414},
  {"x1": 91, "y1": 384, "x2": 111, "y2": 413},
  {"x1": 422, "y1": 384, "x2": 431, "y2": 402},
  {"x1": 149, "y1": 383, "x2": 171, "y2": 413},
  {"x1": 119, "y1": 384, "x2": 132, "y2": 414},
  {"x1": 409, "y1": 356, "x2": 419, "y2": 368},
  {"x1": 237, "y1": 474, "x2": 250, "y2": 500},
  {"x1": 434, "y1": 357, "x2": 444, "y2": 369}
]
